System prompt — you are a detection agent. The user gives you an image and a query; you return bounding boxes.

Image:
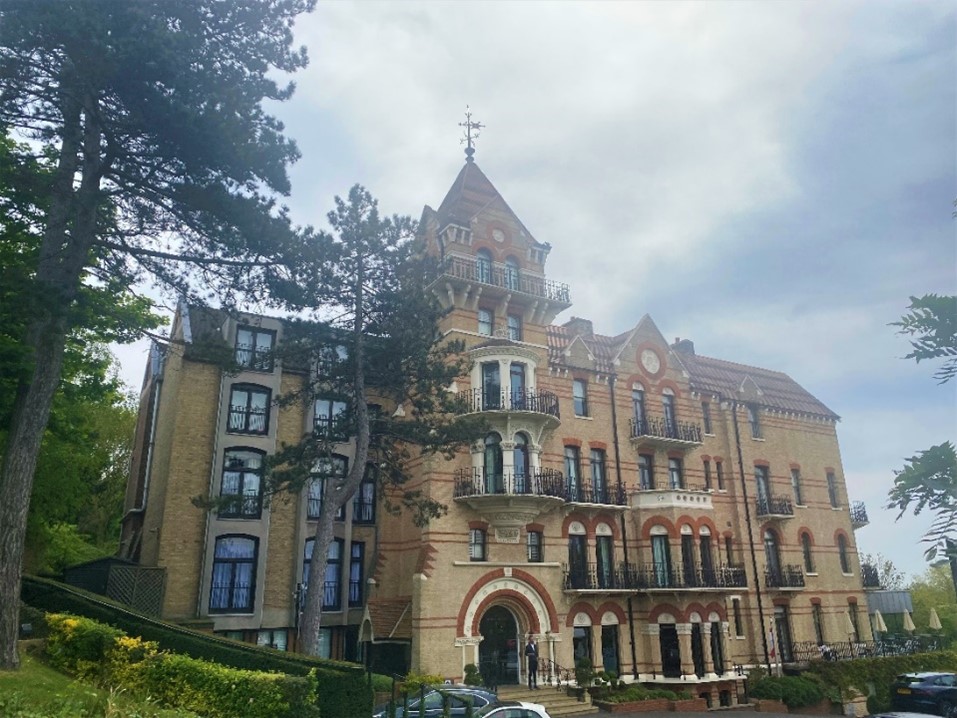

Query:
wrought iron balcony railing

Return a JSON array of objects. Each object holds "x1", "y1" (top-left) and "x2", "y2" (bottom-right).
[
  {"x1": 765, "y1": 564, "x2": 805, "y2": 589},
  {"x1": 850, "y1": 500, "x2": 870, "y2": 529},
  {"x1": 630, "y1": 416, "x2": 702, "y2": 444},
  {"x1": 456, "y1": 388, "x2": 560, "y2": 418},
  {"x1": 562, "y1": 562, "x2": 747, "y2": 591},
  {"x1": 565, "y1": 477, "x2": 627, "y2": 506},
  {"x1": 792, "y1": 637, "x2": 943, "y2": 662},
  {"x1": 453, "y1": 467, "x2": 567, "y2": 499},
  {"x1": 442, "y1": 255, "x2": 571, "y2": 304},
  {"x1": 861, "y1": 562, "x2": 881, "y2": 589},
  {"x1": 756, "y1": 496, "x2": 795, "y2": 518}
]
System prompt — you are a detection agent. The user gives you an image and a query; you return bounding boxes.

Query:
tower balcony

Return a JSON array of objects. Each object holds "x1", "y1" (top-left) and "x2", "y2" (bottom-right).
[
  {"x1": 630, "y1": 485, "x2": 713, "y2": 512},
  {"x1": 456, "y1": 388, "x2": 561, "y2": 438},
  {"x1": 562, "y1": 562, "x2": 747, "y2": 593},
  {"x1": 453, "y1": 468, "x2": 565, "y2": 528},
  {"x1": 629, "y1": 416, "x2": 702, "y2": 451},
  {"x1": 764, "y1": 564, "x2": 805, "y2": 590},
  {"x1": 755, "y1": 496, "x2": 795, "y2": 520},
  {"x1": 440, "y1": 255, "x2": 571, "y2": 305},
  {"x1": 849, "y1": 500, "x2": 870, "y2": 529}
]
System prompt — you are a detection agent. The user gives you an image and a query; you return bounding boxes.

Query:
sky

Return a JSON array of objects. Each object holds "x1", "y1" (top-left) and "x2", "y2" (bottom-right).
[{"x1": 114, "y1": 1, "x2": 956, "y2": 579}]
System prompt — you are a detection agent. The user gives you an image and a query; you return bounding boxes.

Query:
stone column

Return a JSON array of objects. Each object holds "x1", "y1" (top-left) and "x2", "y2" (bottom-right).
[
  {"x1": 720, "y1": 621, "x2": 731, "y2": 675},
  {"x1": 644, "y1": 625, "x2": 661, "y2": 678},
  {"x1": 500, "y1": 440, "x2": 515, "y2": 492},
  {"x1": 702, "y1": 623, "x2": 715, "y2": 678},
  {"x1": 677, "y1": 623, "x2": 694, "y2": 677}
]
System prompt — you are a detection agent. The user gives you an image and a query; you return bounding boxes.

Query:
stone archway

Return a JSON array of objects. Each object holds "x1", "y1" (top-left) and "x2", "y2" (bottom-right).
[{"x1": 478, "y1": 605, "x2": 521, "y2": 686}]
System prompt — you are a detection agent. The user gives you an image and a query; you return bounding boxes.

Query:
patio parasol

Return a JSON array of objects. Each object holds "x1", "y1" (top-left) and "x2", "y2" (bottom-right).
[
  {"x1": 873, "y1": 610, "x2": 888, "y2": 633},
  {"x1": 929, "y1": 608, "x2": 942, "y2": 631},
  {"x1": 844, "y1": 611, "x2": 856, "y2": 636},
  {"x1": 903, "y1": 611, "x2": 916, "y2": 632}
]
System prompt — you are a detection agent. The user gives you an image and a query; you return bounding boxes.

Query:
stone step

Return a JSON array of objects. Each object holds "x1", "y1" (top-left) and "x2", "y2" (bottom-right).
[{"x1": 497, "y1": 686, "x2": 599, "y2": 716}]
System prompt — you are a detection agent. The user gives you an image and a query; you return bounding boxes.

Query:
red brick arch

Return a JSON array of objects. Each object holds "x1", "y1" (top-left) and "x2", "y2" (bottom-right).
[
  {"x1": 595, "y1": 602, "x2": 628, "y2": 626},
  {"x1": 704, "y1": 602, "x2": 726, "y2": 621},
  {"x1": 797, "y1": 527, "x2": 815, "y2": 545},
  {"x1": 472, "y1": 590, "x2": 541, "y2": 635},
  {"x1": 562, "y1": 514, "x2": 590, "y2": 538},
  {"x1": 589, "y1": 514, "x2": 622, "y2": 540},
  {"x1": 833, "y1": 528, "x2": 851, "y2": 545},
  {"x1": 696, "y1": 516, "x2": 719, "y2": 536},
  {"x1": 456, "y1": 568, "x2": 560, "y2": 635},
  {"x1": 566, "y1": 602, "x2": 600, "y2": 627},
  {"x1": 641, "y1": 516, "x2": 677, "y2": 540},
  {"x1": 686, "y1": 602, "x2": 708, "y2": 620},
  {"x1": 648, "y1": 603, "x2": 685, "y2": 623},
  {"x1": 656, "y1": 378, "x2": 682, "y2": 397}
]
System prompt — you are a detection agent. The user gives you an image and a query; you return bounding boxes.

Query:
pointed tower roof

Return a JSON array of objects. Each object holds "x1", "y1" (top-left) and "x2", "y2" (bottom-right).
[{"x1": 435, "y1": 161, "x2": 540, "y2": 245}]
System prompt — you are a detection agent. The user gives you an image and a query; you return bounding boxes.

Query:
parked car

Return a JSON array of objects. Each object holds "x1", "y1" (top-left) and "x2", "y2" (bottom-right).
[
  {"x1": 475, "y1": 701, "x2": 553, "y2": 718},
  {"x1": 372, "y1": 685, "x2": 498, "y2": 718},
  {"x1": 890, "y1": 672, "x2": 957, "y2": 717}
]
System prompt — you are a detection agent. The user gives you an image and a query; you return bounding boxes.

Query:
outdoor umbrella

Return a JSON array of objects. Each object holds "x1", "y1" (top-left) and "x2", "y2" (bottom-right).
[
  {"x1": 929, "y1": 608, "x2": 942, "y2": 631},
  {"x1": 844, "y1": 611, "x2": 856, "y2": 636},
  {"x1": 903, "y1": 611, "x2": 916, "y2": 632},
  {"x1": 873, "y1": 610, "x2": 888, "y2": 633}
]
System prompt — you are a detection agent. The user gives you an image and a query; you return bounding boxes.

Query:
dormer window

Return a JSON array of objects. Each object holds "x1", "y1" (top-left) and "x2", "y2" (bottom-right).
[{"x1": 235, "y1": 326, "x2": 275, "y2": 372}]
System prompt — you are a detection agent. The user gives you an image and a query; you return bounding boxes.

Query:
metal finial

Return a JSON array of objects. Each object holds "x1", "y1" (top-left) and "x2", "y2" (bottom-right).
[{"x1": 459, "y1": 105, "x2": 484, "y2": 163}]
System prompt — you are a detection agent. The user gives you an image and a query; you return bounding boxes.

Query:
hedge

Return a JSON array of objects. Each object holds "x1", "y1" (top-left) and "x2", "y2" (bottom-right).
[
  {"x1": 750, "y1": 675, "x2": 826, "y2": 709},
  {"x1": 803, "y1": 650, "x2": 957, "y2": 712},
  {"x1": 22, "y1": 575, "x2": 371, "y2": 718},
  {"x1": 45, "y1": 613, "x2": 318, "y2": 718}
]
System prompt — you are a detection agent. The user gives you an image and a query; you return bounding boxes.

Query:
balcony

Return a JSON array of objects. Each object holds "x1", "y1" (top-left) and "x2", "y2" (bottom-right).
[
  {"x1": 453, "y1": 468, "x2": 566, "y2": 528},
  {"x1": 441, "y1": 255, "x2": 571, "y2": 304},
  {"x1": 562, "y1": 562, "x2": 747, "y2": 593},
  {"x1": 629, "y1": 416, "x2": 702, "y2": 451},
  {"x1": 630, "y1": 485, "x2": 713, "y2": 511},
  {"x1": 457, "y1": 387, "x2": 560, "y2": 420},
  {"x1": 566, "y1": 477, "x2": 627, "y2": 507},
  {"x1": 850, "y1": 501, "x2": 870, "y2": 529},
  {"x1": 755, "y1": 496, "x2": 795, "y2": 519},
  {"x1": 861, "y1": 562, "x2": 881, "y2": 589},
  {"x1": 765, "y1": 564, "x2": 805, "y2": 590}
]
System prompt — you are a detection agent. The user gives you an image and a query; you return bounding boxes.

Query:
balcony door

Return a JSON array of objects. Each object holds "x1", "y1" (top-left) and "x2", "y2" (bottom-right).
[
  {"x1": 764, "y1": 528, "x2": 782, "y2": 579},
  {"x1": 662, "y1": 392, "x2": 677, "y2": 436},
  {"x1": 755, "y1": 466, "x2": 770, "y2": 506},
  {"x1": 651, "y1": 533, "x2": 672, "y2": 587},
  {"x1": 513, "y1": 432, "x2": 529, "y2": 493},
  {"x1": 659, "y1": 624, "x2": 681, "y2": 678},
  {"x1": 568, "y1": 534, "x2": 587, "y2": 589},
  {"x1": 691, "y1": 623, "x2": 705, "y2": 677},
  {"x1": 632, "y1": 387, "x2": 646, "y2": 431},
  {"x1": 596, "y1": 534, "x2": 614, "y2": 589},
  {"x1": 484, "y1": 433, "x2": 504, "y2": 493},
  {"x1": 509, "y1": 363, "x2": 526, "y2": 409},
  {"x1": 773, "y1": 605, "x2": 794, "y2": 663},
  {"x1": 482, "y1": 362, "x2": 501, "y2": 410}
]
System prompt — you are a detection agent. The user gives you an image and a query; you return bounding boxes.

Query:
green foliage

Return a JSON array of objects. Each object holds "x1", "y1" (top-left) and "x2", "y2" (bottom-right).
[
  {"x1": 891, "y1": 294, "x2": 957, "y2": 384},
  {"x1": 598, "y1": 684, "x2": 681, "y2": 704},
  {"x1": 371, "y1": 672, "x2": 395, "y2": 692},
  {"x1": 574, "y1": 657, "x2": 594, "y2": 687},
  {"x1": 910, "y1": 564, "x2": 957, "y2": 647},
  {"x1": 859, "y1": 553, "x2": 907, "y2": 591},
  {"x1": 462, "y1": 664, "x2": 483, "y2": 686},
  {"x1": 400, "y1": 672, "x2": 445, "y2": 696},
  {"x1": 22, "y1": 577, "x2": 371, "y2": 717},
  {"x1": 804, "y1": 649, "x2": 957, "y2": 708},
  {"x1": 750, "y1": 675, "x2": 825, "y2": 709},
  {"x1": 44, "y1": 613, "x2": 124, "y2": 682}
]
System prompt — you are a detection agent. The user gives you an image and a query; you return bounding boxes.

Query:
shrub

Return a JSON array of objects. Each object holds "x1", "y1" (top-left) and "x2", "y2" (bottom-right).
[
  {"x1": 462, "y1": 664, "x2": 483, "y2": 686},
  {"x1": 45, "y1": 613, "x2": 124, "y2": 682},
  {"x1": 600, "y1": 684, "x2": 679, "y2": 704},
  {"x1": 371, "y1": 672, "x2": 395, "y2": 693},
  {"x1": 750, "y1": 675, "x2": 824, "y2": 709},
  {"x1": 574, "y1": 657, "x2": 594, "y2": 687},
  {"x1": 23, "y1": 576, "x2": 369, "y2": 717},
  {"x1": 400, "y1": 671, "x2": 445, "y2": 697}
]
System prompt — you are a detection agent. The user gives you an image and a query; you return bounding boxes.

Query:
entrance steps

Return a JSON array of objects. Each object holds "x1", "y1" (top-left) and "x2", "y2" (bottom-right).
[{"x1": 497, "y1": 685, "x2": 598, "y2": 716}]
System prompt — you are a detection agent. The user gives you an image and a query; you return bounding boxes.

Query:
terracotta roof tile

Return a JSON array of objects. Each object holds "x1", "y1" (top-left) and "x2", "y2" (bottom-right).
[{"x1": 366, "y1": 598, "x2": 413, "y2": 641}]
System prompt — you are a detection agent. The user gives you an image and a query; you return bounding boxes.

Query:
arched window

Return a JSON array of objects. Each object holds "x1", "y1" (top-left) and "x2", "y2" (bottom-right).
[
  {"x1": 650, "y1": 525, "x2": 672, "y2": 587},
  {"x1": 632, "y1": 384, "x2": 646, "y2": 429},
  {"x1": 210, "y1": 535, "x2": 257, "y2": 613},
  {"x1": 838, "y1": 534, "x2": 851, "y2": 574},
  {"x1": 513, "y1": 432, "x2": 529, "y2": 493},
  {"x1": 504, "y1": 256, "x2": 520, "y2": 290},
  {"x1": 801, "y1": 532, "x2": 815, "y2": 573},
  {"x1": 595, "y1": 524, "x2": 614, "y2": 588},
  {"x1": 662, "y1": 389, "x2": 677, "y2": 435},
  {"x1": 476, "y1": 249, "x2": 493, "y2": 284},
  {"x1": 219, "y1": 448, "x2": 264, "y2": 519},
  {"x1": 484, "y1": 433, "x2": 503, "y2": 493}
]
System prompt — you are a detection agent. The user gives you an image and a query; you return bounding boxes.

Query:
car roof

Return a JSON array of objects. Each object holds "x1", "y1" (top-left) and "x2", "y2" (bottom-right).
[{"x1": 898, "y1": 672, "x2": 955, "y2": 679}]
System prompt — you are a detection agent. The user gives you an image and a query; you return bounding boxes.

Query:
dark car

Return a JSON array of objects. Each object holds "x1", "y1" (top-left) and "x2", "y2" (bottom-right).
[
  {"x1": 372, "y1": 686, "x2": 498, "y2": 718},
  {"x1": 890, "y1": 672, "x2": 957, "y2": 717}
]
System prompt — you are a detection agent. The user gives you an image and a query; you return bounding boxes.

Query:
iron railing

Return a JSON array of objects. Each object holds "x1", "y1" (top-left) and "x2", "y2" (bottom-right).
[
  {"x1": 563, "y1": 561, "x2": 747, "y2": 591},
  {"x1": 850, "y1": 500, "x2": 870, "y2": 528},
  {"x1": 565, "y1": 477, "x2": 627, "y2": 506},
  {"x1": 861, "y1": 562, "x2": 881, "y2": 589},
  {"x1": 765, "y1": 564, "x2": 805, "y2": 589},
  {"x1": 442, "y1": 255, "x2": 571, "y2": 303},
  {"x1": 792, "y1": 636, "x2": 942, "y2": 662},
  {"x1": 456, "y1": 387, "x2": 560, "y2": 418},
  {"x1": 756, "y1": 496, "x2": 795, "y2": 517},
  {"x1": 630, "y1": 416, "x2": 702, "y2": 443},
  {"x1": 453, "y1": 467, "x2": 566, "y2": 499},
  {"x1": 634, "y1": 482, "x2": 711, "y2": 493}
]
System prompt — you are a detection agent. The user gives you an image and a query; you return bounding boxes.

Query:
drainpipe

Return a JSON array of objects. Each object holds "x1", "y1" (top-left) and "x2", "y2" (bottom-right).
[
  {"x1": 731, "y1": 398, "x2": 771, "y2": 673},
  {"x1": 609, "y1": 373, "x2": 639, "y2": 679}
]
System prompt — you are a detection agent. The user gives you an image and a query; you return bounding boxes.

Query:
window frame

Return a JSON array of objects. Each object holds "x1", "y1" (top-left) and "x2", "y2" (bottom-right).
[
  {"x1": 507, "y1": 313, "x2": 522, "y2": 341},
  {"x1": 316, "y1": 343, "x2": 348, "y2": 378},
  {"x1": 701, "y1": 402, "x2": 713, "y2": 434},
  {"x1": 826, "y1": 471, "x2": 840, "y2": 508},
  {"x1": 747, "y1": 405, "x2": 762, "y2": 439},
  {"x1": 478, "y1": 307, "x2": 493, "y2": 336},
  {"x1": 791, "y1": 468, "x2": 804, "y2": 506},
  {"x1": 837, "y1": 534, "x2": 851, "y2": 574},
  {"x1": 527, "y1": 530, "x2": 543, "y2": 563},
  {"x1": 572, "y1": 378, "x2": 588, "y2": 417},
  {"x1": 227, "y1": 384, "x2": 271, "y2": 435},
  {"x1": 219, "y1": 448, "x2": 265, "y2": 519},
  {"x1": 308, "y1": 454, "x2": 348, "y2": 521},
  {"x1": 668, "y1": 457, "x2": 684, "y2": 490},
  {"x1": 716, "y1": 460, "x2": 724, "y2": 490},
  {"x1": 638, "y1": 453, "x2": 654, "y2": 490},
  {"x1": 209, "y1": 535, "x2": 258, "y2": 614},
  {"x1": 303, "y1": 537, "x2": 344, "y2": 611},
  {"x1": 469, "y1": 528, "x2": 487, "y2": 562},
  {"x1": 314, "y1": 397, "x2": 349, "y2": 440},
  {"x1": 703, "y1": 459, "x2": 712, "y2": 490},
  {"x1": 564, "y1": 445, "x2": 582, "y2": 499},
  {"x1": 235, "y1": 326, "x2": 276, "y2": 372},
  {"x1": 349, "y1": 541, "x2": 364, "y2": 607},
  {"x1": 352, "y1": 467, "x2": 376, "y2": 524},
  {"x1": 801, "y1": 532, "x2": 815, "y2": 573},
  {"x1": 590, "y1": 448, "x2": 607, "y2": 502}
]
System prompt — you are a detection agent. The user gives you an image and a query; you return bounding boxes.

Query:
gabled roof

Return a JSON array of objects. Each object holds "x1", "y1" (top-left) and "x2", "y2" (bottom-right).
[
  {"x1": 547, "y1": 324, "x2": 617, "y2": 374},
  {"x1": 680, "y1": 353, "x2": 839, "y2": 419},
  {"x1": 362, "y1": 598, "x2": 413, "y2": 643},
  {"x1": 436, "y1": 161, "x2": 540, "y2": 245}
]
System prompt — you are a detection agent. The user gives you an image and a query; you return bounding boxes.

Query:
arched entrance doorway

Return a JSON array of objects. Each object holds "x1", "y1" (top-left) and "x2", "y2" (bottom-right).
[{"x1": 478, "y1": 605, "x2": 520, "y2": 686}]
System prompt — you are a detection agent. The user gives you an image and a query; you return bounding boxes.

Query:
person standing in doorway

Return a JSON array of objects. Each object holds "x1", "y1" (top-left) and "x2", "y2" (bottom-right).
[{"x1": 525, "y1": 635, "x2": 539, "y2": 689}]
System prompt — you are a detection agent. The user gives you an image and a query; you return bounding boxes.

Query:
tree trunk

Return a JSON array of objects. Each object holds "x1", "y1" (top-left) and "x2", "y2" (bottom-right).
[{"x1": 0, "y1": 314, "x2": 69, "y2": 669}]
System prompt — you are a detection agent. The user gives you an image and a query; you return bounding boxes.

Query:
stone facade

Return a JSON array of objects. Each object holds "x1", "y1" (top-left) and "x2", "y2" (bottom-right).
[{"x1": 120, "y1": 157, "x2": 871, "y2": 694}]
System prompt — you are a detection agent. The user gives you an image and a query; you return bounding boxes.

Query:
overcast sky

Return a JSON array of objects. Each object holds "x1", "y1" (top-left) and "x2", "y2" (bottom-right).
[{"x1": 116, "y1": 1, "x2": 955, "y2": 580}]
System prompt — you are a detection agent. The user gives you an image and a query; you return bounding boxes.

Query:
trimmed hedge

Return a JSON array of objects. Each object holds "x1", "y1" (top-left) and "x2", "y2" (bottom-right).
[
  {"x1": 45, "y1": 613, "x2": 318, "y2": 718},
  {"x1": 596, "y1": 685, "x2": 691, "y2": 704},
  {"x1": 22, "y1": 575, "x2": 371, "y2": 718},
  {"x1": 803, "y1": 649, "x2": 957, "y2": 712},
  {"x1": 750, "y1": 675, "x2": 825, "y2": 709}
]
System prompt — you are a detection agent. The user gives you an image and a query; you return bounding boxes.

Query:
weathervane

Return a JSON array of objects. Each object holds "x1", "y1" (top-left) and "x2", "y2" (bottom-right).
[{"x1": 459, "y1": 105, "x2": 484, "y2": 163}]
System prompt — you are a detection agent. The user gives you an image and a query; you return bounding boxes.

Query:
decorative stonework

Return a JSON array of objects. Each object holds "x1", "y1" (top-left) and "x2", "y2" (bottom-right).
[
  {"x1": 631, "y1": 488, "x2": 713, "y2": 511},
  {"x1": 461, "y1": 576, "x2": 551, "y2": 639}
]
